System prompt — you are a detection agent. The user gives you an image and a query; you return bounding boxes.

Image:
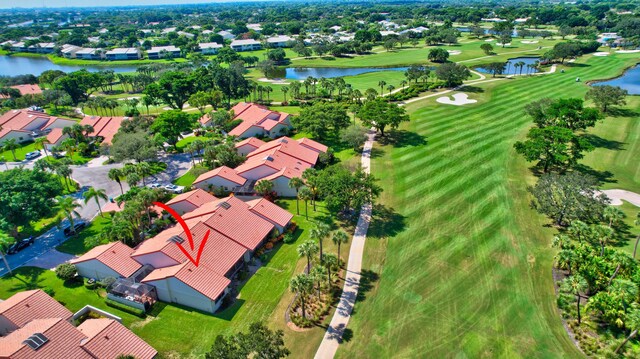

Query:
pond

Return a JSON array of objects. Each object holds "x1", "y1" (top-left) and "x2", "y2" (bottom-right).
[
  {"x1": 456, "y1": 27, "x2": 518, "y2": 37},
  {"x1": 591, "y1": 65, "x2": 640, "y2": 95},
  {"x1": 268, "y1": 66, "x2": 409, "y2": 80},
  {"x1": 475, "y1": 57, "x2": 540, "y2": 75},
  {"x1": 0, "y1": 55, "x2": 138, "y2": 76}
]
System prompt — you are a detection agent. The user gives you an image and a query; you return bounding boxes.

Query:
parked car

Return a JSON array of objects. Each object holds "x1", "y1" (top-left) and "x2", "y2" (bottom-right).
[
  {"x1": 7, "y1": 237, "x2": 35, "y2": 255},
  {"x1": 164, "y1": 184, "x2": 184, "y2": 194},
  {"x1": 63, "y1": 221, "x2": 87, "y2": 237},
  {"x1": 25, "y1": 151, "x2": 41, "y2": 160},
  {"x1": 147, "y1": 183, "x2": 162, "y2": 189}
]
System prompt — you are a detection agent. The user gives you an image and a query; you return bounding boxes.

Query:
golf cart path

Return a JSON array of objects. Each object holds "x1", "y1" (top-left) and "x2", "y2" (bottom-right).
[
  {"x1": 314, "y1": 130, "x2": 375, "y2": 359},
  {"x1": 602, "y1": 189, "x2": 640, "y2": 207}
]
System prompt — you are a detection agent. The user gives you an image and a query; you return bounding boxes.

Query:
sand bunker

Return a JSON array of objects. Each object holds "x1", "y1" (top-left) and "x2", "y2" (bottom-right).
[
  {"x1": 617, "y1": 49, "x2": 640, "y2": 53},
  {"x1": 258, "y1": 77, "x2": 290, "y2": 85},
  {"x1": 436, "y1": 93, "x2": 477, "y2": 106},
  {"x1": 593, "y1": 52, "x2": 610, "y2": 57},
  {"x1": 599, "y1": 189, "x2": 640, "y2": 207},
  {"x1": 447, "y1": 50, "x2": 462, "y2": 55},
  {"x1": 484, "y1": 39, "x2": 495, "y2": 42},
  {"x1": 496, "y1": 42, "x2": 512, "y2": 47},
  {"x1": 521, "y1": 40, "x2": 539, "y2": 44}
]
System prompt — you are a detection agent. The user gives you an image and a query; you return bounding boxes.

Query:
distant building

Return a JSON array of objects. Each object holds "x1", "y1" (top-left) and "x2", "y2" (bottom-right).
[
  {"x1": 247, "y1": 23, "x2": 263, "y2": 32},
  {"x1": 266, "y1": 35, "x2": 294, "y2": 48},
  {"x1": 147, "y1": 45, "x2": 181, "y2": 59},
  {"x1": 105, "y1": 47, "x2": 141, "y2": 61},
  {"x1": 75, "y1": 48, "x2": 105, "y2": 60},
  {"x1": 226, "y1": 102, "x2": 291, "y2": 138},
  {"x1": 198, "y1": 42, "x2": 223, "y2": 55},
  {"x1": 60, "y1": 44, "x2": 82, "y2": 58},
  {"x1": 0, "y1": 109, "x2": 77, "y2": 145},
  {"x1": 230, "y1": 39, "x2": 262, "y2": 52},
  {"x1": 218, "y1": 30, "x2": 235, "y2": 40}
]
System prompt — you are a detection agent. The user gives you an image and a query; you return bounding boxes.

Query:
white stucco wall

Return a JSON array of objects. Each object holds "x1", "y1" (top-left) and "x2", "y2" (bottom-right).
[
  {"x1": 146, "y1": 277, "x2": 224, "y2": 313},
  {"x1": 75, "y1": 260, "x2": 122, "y2": 280},
  {"x1": 167, "y1": 201, "x2": 198, "y2": 216},
  {"x1": 237, "y1": 166, "x2": 276, "y2": 181},
  {"x1": 193, "y1": 177, "x2": 243, "y2": 192},
  {"x1": 132, "y1": 252, "x2": 180, "y2": 269},
  {"x1": 270, "y1": 176, "x2": 297, "y2": 198},
  {"x1": 236, "y1": 144, "x2": 258, "y2": 157}
]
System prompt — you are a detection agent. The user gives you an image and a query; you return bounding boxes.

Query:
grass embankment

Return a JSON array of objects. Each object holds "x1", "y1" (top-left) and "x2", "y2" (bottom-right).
[
  {"x1": 0, "y1": 198, "x2": 355, "y2": 358},
  {"x1": 336, "y1": 53, "x2": 639, "y2": 358}
]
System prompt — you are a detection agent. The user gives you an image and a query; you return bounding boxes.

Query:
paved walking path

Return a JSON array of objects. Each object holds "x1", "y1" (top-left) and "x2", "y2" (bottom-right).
[
  {"x1": 602, "y1": 189, "x2": 640, "y2": 207},
  {"x1": 314, "y1": 130, "x2": 375, "y2": 359}
]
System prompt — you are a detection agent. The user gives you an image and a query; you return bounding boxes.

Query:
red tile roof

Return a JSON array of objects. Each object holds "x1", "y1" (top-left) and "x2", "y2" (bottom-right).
[
  {"x1": 0, "y1": 290, "x2": 72, "y2": 328},
  {"x1": 246, "y1": 198, "x2": 293, "y2": 228},
  {"x1": 227, "y1": 102, "x2": 290, "y2": 137},
  {"x1": 0, "y1": 318, "x2": 92, "y2": 359},
  {"x1": 235, "y1": 148, "x2": 311, "y2": 178},
  {"x1": 78, "y1": 318, "x2": 157, "y2": 359},
  {"x1": 79, "y1": 116, "x2": 127, "y2": 145},
  {"x1": 193, "y1": 166, "x2": 247, "y2": 186},
  {"x1": 234, "y1": 137, "x2": 265, "y2": 150},
  {"x1": 71, "y1": 242, "x2": 142, "y2": 278},
  {"x1": 166, "y1": 188, "x2": 217, "y2": 208},
  {"x1": 297, "y1": 137, "x2": 329, "y2": 153},
  {"x1": 0, "y1": 109, "x2": 62, "y2": 141},
  {"x1": 45, "y1": 127, "x2": 65, "y2": 144},
  {"x1": 142, "y1": 261, "x2": 230, "y2": 302},
  {"x1": 246, "y1": 137, "x2": 319, "y2": 165},
  {"x1": 131, "y1": 225, "x2": 186, "y2": 263},
  {"x1": 0, "y1": 84, "x2": 42, "y2": 99}
]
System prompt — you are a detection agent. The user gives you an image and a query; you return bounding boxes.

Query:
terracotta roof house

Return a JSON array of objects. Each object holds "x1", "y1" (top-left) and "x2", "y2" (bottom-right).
[
  {"x1": 71, "y1": 241, "x2": 142, "y2": 280},
  {"x1": 0, "y1": 84, "x2": 42, "y2": 99},
  {"x1": 0, "y1": 109, "x2": 77, "y2": 145},
  {"x1": 227, "y1": 102, "x2": 292, "y2": 139},
  {"x1": 234, "y1": 137, "x2": 266, "y2": 156},
  {"x1": 192, "y1": 166, "x2": 247, "y2": 192},
  {"x1": 142, "y1": 261, "x2": 231, "y2": 313},
  {"x1": 0, "y1": 290, "x2": 72, "y2": 335},
  {"x1": 0, "y1": 291, "x2": 157, "y2": 359},
  {"x1": 76, "y1": 318, "x2": 157, "y2": 359},
  {"x1": 44, "y1": 128, "x2": 69, "y2": 150},
  {"x1": 194, "y1": 137, "x2": 326, "y2": 196},
  {"x1": 245, "y1": 197, "x2": 294, "y2": 233},
  {"x1": 79, "y1": 115, "x2": 127, "y2": 145},
  {"x1": 165, "y1": 188, "x2": 218, "y2": 215}
]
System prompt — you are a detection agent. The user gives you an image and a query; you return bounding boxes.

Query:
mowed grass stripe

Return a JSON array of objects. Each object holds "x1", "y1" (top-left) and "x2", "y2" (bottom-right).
[{"x1": 336, "y1": 54, "x2": 640, "y2": 359}]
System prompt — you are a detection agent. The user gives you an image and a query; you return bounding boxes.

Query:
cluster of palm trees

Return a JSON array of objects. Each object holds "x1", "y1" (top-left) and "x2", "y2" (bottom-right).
[
  {"x1": 80, "y1": 96, "x2": 120, "y2": 117},
  {"x1": 510, "y1": 60, "x2": 540, "y2": 76},
  {"x1": 246, "y1": 83, "x2": 274, "y2": 103},
  {"x1": 108, "y1": 162, "x2": 155, "y2": 194},
  {"x1": 290, "y1": 223, "x2": 350, "y2": 322},
  {"x1": 288, "y1": 170, "x2": 322, "y2": 219},
  {"x1": 286, "y1": 76, "x2": 370, "y2": 103}
]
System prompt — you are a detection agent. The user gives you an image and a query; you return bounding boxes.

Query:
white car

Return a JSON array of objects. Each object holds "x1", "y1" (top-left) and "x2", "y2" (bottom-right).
[
  {"x1": 164, "y1": 184, "x2": 184, "y2": 194},
  {"x1": 147, "y1": 183, "x2": 162, "y2": 189},
  {"x1": 25, "y1": 151, "x2": 41, "y2": 160}
]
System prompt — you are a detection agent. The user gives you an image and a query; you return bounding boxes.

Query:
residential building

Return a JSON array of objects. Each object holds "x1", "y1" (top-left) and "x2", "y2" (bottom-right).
[
  {"x1": 227, "y1": 102, "x2": 291, "y2": 139},
  {"x1": 0, "y1": 84, "x2": 42, "y2": 99},
  {"x1": 0, "y1": 290, "x2": 156, "y2": 359},
  {"x1": 26, "y1": 42, "x2": 55, "y2": 53},
  {"x1": 230, "y1": 39, "x2": 262, "y2": 52},
  {"x1": 194, "y1": 136, "x2": 327, "y2": 196},
  {"x1": 79, "y1": 115, "x2": 128, "y2": 145},
  {"x1": 234, "y1": 137, "x2": 266, "y2": 156},
  {"x1": 247, "y1": 23, "x2": 263, "y2": 32},
  {"x1": 60, "y1": 44, "x2": 82, "y2": 58},
  {"x1": 218, "y1": 30, "x2": 235, "y2": 40},
  {"x1": 147, "y1": 45, "x2": 181, "y2": 59},
  {"x1": 75, "y1": 47, "x2": 105, "y2": 60},
  {"x1": 70, "y1": 192, "x2": 292, "y2": 314},
  {"x1": 266, "y1": 35, "x2": 294, "y2": 48},
  {"x1": 177, "y1": 31, "x2": 195, "y2": 39},
  {"x1": 105, "y1": 47, "x2": 141, "y2": 61},
  {"x1": 0, "y1": 109, "x2": 77, "y2": 145},
  {"x1": 45, "y1": 128, "x2": 68, "y2": 150},
  {"x1": 198, "y1": 42, "x2": 223, "y2": 55}
]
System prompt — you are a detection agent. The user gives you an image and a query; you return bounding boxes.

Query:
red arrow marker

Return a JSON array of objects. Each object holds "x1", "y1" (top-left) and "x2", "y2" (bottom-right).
[{"x1": 153, "y1": 202, "x2": 209, "y2": 267}]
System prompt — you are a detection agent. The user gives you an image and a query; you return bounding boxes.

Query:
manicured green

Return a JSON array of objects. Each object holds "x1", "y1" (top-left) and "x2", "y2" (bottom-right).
[
  {"x1": 337, "y1": 53, "x2": 639, "y2": 358},
  {"x1": 56, "y1": 215, "x2": 112, "y2": 255},
  {"x1": 172, "y1": 165, "x2": 204, "y2": 187}
]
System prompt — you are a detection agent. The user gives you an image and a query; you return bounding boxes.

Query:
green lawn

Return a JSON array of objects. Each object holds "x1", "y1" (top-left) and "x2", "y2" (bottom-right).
[
  {"x1": 336, "y1": 53, "x2": 639, "y2": 358},
  {"x1": 56, "y1": 215, "x2": 113, "y2": 255},
  {"x1": 173, "y1": 164, "x2": 204, "y2": 187},
  {"x1": 0, "y1": 141, "x2": 38, "y2": 162}
]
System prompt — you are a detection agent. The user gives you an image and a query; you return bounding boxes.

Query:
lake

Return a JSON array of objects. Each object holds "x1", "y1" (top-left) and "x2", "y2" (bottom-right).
[
  {"x1": 591, "y1": 65, "x2": 640, "y2": 95},
  {"x1": 456, "y1": 27, "x2": 518, "y2": 37},
  {"x1": 269, "y1": 66, "x2": 409, "y2": 80},
  {"x1": 0, "y1": 55, "x2": 138, "y2": 76},
  {"x1": 475, "y1": 57, "x2": 540, "y2": 75}
]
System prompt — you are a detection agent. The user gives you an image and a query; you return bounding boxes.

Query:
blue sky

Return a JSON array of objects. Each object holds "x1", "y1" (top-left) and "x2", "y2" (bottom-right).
[{"x1": 0, "y1": 0, "x2": 257, "y2": 9}]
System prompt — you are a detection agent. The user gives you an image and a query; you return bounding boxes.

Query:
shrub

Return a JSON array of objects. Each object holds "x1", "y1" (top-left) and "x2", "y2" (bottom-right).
[
  {"x1": 223, "y1": 119, "x2": 243, "y2": 133},
  {"x1": 265, "y1": 242, "x2": 274, "y2": 250},
  {"x1": 55, "y1": 263, "x2": 77, "y2": 281},
  {"x1": 283, "y1": 233, "x2": 296, "y2": 244},
  {"x1": 105, "y1": 299, "x2": 146, "y2": 317},
  {"x1": 100, "y1": 276, "x2": 116, "y2": 288}
]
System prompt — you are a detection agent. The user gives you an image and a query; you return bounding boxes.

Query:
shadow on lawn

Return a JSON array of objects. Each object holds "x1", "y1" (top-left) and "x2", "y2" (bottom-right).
[
  {"x1": 582, "y1": 133, "x2": 625, "y2": 151},
  {"x1": 378, "y1": 130, "x2": 427, "y2": 148},
  {"x1": 6, "y1": 266, "x2": 47, "y2": 292},
  {"x1": 607, "y1": 107, "x2": 638, "y2": 118},
  {"x1": 463, "y1": 85, "x2": 484, "y2": 93},
  {"x1": 368, "y1": 204, "x2": 407, "y2": 239}
]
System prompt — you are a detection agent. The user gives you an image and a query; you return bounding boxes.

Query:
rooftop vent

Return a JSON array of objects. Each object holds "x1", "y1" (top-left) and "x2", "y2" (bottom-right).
[
  {"x1": 264, "y1": 156, "x2": 274, "y2": 162},
  {"x1": 23, "y1": 333, "x2": 48, "y2": 351},
  {"x1": 219, "y1": 202, "x2": 231, "y2": 210},
  {"x1": 169, "y1": 235, "x2": 185, "y2": 244}
]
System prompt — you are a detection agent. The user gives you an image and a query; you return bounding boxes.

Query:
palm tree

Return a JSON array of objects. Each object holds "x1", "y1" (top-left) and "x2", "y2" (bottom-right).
[
  {"x1": 297, "y1": 240, "x2": 319, "y2": 273},
  {"x1": 615, "y1": 307, "x2": 640, "y2": 354},
  {"x1": 0, "y1": 232, "x2": 14, "y2": 275},
  {"x1": 56, "y1": 196, "x2": 82, "y2": 235},
  {"x1": 34, "y1": 137, "x2": 49, "y2": 157},
  {"x1": 289, "y1": 177, "x2": 304, "y2": 215},
  {"x1": 84, "y1": 187, "x2": 108, "y2": 217},
  {"x1": 310, "y1": 265, "x2": 327, "y2": 299},
  {"x1": 60, "y1": 137, "x2": 77, "y2": 159},
  {"x1": 332, "y1": 230, "x2": 349, "y2": 265},
  {"x1": 516, "y1": 61, "x2": 526, "y2": 75},
  {"x1": 323, "y1": 253, "x2": 338, "y2": 289},
  {"x1": 135, "y1": 162, "x2": 152, "y2": 186},
  {"x1": 400, "y1": 80, "x2": 408, "y2": 88},
  {"x1": 604, "y1": 206, "x2": 625, "y2": 228},
  {"x1": 290, "y1": 273, "x2": 314, "y2": 320},
  {"x1": 281, "y1": 86, "x2": 289, "y2": 103},
  {"x1": 298, "y1": 187, "x2": 311, "y2": 219},
  {"x1": 378, "y1": 80, "x2": 387, "y2": 95},
  {"x1": 254, "y1": 180, "x2": 274, "y2": 198},
  {"x1": 3, "y1": 138, "x2": 19, "y2": 161},
  {"x1": 386, "y1": 84, "x2": 395, "y2": 95},
  {"x1": 561, "y1": 274, "x2": 587, "y2": 325},
  {"x1": 108, "y1": 168, "x2": 125, "y2": 195},
  {"x1": 310, "y1": 222, "x2": 330, "y2": 262}
]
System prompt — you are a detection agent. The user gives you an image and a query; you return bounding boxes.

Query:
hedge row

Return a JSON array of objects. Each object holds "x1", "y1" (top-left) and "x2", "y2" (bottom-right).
[{"x1": 105, "y1": 298, "x2": 146, "y2": 318}]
